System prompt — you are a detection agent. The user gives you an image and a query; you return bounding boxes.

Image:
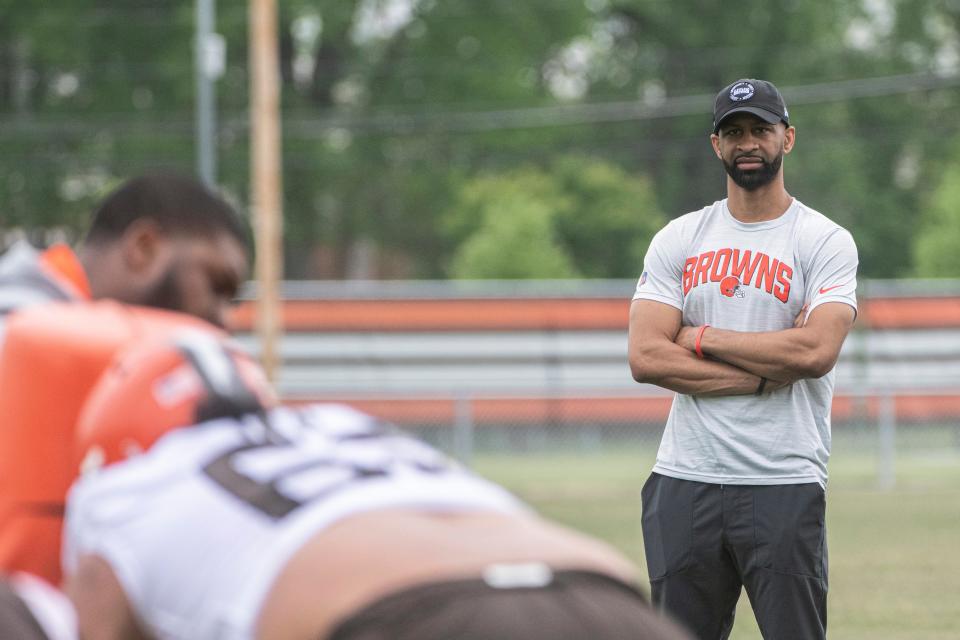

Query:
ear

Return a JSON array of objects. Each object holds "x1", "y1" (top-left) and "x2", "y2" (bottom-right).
[
  {"x1": 710, "y1": 133, "x2": 722, "y2": 159},
  {"x1": 120, "y1": 219, "x2": 167, "y2": 274},
  {"x1": 782, "y1": 125, "x2": 796, "y2": 154}
]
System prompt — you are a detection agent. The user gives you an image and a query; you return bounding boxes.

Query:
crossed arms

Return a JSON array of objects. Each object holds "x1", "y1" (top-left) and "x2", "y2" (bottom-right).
[{"x1": 627, "y1": 300, "x2": 856, "y2": 396}]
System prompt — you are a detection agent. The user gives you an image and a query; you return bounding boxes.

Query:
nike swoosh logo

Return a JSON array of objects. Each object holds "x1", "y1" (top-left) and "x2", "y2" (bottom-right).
[{"x1": 819, "y1": 284, "x2": 845, "y2": 294}]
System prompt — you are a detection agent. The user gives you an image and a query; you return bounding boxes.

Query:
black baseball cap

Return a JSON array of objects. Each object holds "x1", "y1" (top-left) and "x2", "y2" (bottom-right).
[{"x1": 713, "y1": 79, "x2": 789, "y2": 133}]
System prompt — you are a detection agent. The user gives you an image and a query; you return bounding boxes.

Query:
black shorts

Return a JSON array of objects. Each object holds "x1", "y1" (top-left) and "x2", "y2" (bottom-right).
[
  {"x1": 327, "y1": 568, "x2": 693, "y2": 640},
  {"x1": 0, "y1": 578, "x2": 50, "y2": 640},
  {"x1": 641, "y1": 473, "x2": 828, "y2": 640}
]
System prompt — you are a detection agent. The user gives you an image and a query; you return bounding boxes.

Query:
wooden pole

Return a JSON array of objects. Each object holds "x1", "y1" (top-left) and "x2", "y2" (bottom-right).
[{"x1": 249, "y1": 0, "x2": 283, "y2": 381}]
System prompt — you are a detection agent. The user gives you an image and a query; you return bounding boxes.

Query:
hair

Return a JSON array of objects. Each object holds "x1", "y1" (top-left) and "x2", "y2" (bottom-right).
[{"x1": 83, "y1": 172, "x2": 248, "y2": 251}]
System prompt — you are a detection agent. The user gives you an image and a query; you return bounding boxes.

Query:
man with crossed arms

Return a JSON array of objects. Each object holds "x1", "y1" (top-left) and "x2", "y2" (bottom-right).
[{"x1": 629, "y1": 78, "x2": 858, "y2": 639}]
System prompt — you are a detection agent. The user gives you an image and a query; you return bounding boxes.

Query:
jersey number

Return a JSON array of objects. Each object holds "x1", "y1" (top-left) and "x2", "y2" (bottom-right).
[{"x1": 202, "y1": 438, "x2": 446, "y2": 519}]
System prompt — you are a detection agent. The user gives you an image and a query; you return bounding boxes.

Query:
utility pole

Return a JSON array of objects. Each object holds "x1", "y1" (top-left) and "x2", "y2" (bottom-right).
[
  {"x1": 249, "y1": 0, "x2": 284, "y2": 381},
  {"x1": 195, "y1": 0, "x2": 224, "y2": 186}
]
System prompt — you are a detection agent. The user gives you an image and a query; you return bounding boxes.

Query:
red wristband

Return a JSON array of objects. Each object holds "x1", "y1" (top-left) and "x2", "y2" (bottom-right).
[{"x1": 695, "y1": 324, "x2": 710, "y2": 359}]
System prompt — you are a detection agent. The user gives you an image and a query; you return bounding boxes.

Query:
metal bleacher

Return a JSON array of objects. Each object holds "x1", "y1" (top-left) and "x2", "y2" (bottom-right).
[
  {"x1": 231, "y1": 278, "x2": 960, "y2": 486},
  {"x1": 233, "y1": 278, "x2": 960, "y2": 401}
]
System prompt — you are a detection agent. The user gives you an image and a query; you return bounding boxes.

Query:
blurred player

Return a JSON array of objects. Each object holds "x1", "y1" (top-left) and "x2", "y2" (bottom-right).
[
  {"x1": 0, "y1": 172, "x2": 248, "y2": 584},
  {"x1": 64, "y1": 329, "x2": 693, "y2": 640},
  {"x1": 0, "y1": 573, "x2": 76, "y2": 640},
  {"x1": 0, "y1": 303, "x2": 223, "y2": 584},
  {"x1": 0, "y1": 171, "x2": 248, "y2": 334}
]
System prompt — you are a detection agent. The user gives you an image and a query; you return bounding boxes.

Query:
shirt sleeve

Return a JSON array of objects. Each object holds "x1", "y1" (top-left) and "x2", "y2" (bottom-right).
[
  {"x1": 632, "y1": 220, "x2": 685, "y2": 310},
  {"x1": 805, "y1": 227, "x2": 858, "y2": 318}
]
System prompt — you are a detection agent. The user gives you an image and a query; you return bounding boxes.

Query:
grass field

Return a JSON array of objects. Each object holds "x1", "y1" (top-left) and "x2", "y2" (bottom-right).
[{"x1": 472, "y1": 443, "x2": 960, "y2": 640}]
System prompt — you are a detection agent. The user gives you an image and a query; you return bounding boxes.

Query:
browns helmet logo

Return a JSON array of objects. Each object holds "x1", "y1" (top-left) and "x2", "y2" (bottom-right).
[
  {"x1": 719, "y1": 275, "x2": 745, "y2": 298},
  {"x1": 75, "y1": 329, "x2": 276, "y2": 474}
]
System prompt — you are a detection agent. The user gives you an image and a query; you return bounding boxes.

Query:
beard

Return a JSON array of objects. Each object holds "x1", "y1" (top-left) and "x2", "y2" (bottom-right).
[
  {"x1": 723, "y1": 151, "x2": 783, "y2": 191},
  {"x1": 140, "y1": 265, "x2": 186, "y2": 315}
]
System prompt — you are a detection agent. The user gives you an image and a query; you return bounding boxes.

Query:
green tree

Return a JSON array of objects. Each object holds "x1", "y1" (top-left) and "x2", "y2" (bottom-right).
[
  {"x1": 550, "y1": 155, "x2": 663, "y2": 277},
  {"x1": 450, "y1": 203, "x2": 579, "y2": 280},
  {"x1": 912, "y1": 161, "x2": 960, "y2": 277},
  {"x1": 446, "y1": 156, "x2": 664, "y2": 278},
  {"x1": 276, "y1": 0, "x2": 594, "y2": 277},
  {"x1": 2, "y1": 1, "x2": 960, "y2": 280}
]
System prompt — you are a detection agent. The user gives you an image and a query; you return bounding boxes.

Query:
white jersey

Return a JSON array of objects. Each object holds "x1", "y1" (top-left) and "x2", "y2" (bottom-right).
[
  {"x1": 633, "y1": 198, "x2": 858, "y2": 486},
  {"x1": 63, "y1": 404, "x2": 527, "y2": 640}
]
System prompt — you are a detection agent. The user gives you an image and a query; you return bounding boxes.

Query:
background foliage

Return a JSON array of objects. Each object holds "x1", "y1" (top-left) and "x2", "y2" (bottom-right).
[{"x1": 1, "y1": 0, "x2": 960, "y2": 278}]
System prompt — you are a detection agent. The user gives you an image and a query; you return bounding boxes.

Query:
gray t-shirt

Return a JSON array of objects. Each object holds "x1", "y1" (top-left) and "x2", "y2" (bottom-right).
[{"x1": 633, "y1": 198, "x2": 858, "y2": 487}]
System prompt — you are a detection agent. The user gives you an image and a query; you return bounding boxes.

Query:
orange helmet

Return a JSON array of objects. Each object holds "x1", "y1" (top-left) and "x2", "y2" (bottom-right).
[
  {"x1": 719, "y1": 275, "x2": 741, "y2": 298},
  {"x1": 75, "y1": 329, "x2": 276, "y2": 473}
]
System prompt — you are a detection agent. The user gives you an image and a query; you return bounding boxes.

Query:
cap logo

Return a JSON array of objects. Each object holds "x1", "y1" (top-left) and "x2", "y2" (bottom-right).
[{"x1": 729, "y1": 82, "x2": 755, "y2": 102}]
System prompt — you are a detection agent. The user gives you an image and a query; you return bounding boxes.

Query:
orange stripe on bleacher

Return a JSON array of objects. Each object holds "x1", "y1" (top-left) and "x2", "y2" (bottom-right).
[
  {"x1": 230, "y1": 298, "x2": 629, "y2": 332},
  {"x1": 230, "y1": 296, "x2": 960, "y2": 333}
]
